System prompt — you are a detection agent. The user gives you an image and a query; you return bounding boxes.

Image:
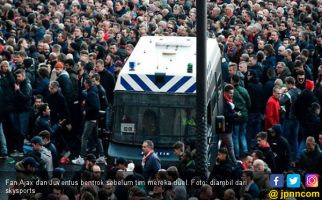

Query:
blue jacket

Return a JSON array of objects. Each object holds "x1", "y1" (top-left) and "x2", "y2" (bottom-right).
[
  {"x1": 84, "y1": 86, "x2": 100, "y2": 120},
  {"x1": 143, "y1": 152, "x2": 161, "y2": 181},
  {"x1": 35, "y1": 115, "x2": 60, "y2": 136},
  {"x1": 33, "y1": 78, "x2": 49, "y2": 100}
]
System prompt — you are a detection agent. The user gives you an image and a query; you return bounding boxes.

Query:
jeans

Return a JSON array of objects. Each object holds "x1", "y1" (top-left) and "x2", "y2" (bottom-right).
[
  {"x1": 247, "y1": 113, "x2": 262, "y2": 149},
  {"x1": 283, "y1": 119, "x2": 299, "y2": 161},
  {"x1": 0, "y1": 122, "x2": 8, "y2": 154},
  {"x1": 213, "y1": 133, "x2": 236, "y2": 163},
  {"x1": 9, "y1": 111, "x2": 30, "y2": 152},
  {"x1": 80, "y1": 120, "x2": 104, "y2": 157},
  {"x1": 233, "y1": 122, "x2": 248, "y2": 158}
]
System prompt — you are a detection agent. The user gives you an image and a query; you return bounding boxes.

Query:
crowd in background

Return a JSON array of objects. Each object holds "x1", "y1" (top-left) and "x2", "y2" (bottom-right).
[{"x1": 0, "y1": 0, "x2": 322, "y2": 199}]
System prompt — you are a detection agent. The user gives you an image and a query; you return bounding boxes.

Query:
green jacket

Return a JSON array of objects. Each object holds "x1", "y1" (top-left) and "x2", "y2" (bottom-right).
[{"x1": 233, "y1": 85, "x2": 251, "y2": 123}]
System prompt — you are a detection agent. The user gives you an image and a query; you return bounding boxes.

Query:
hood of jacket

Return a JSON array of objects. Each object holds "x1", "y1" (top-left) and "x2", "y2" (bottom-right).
[{"x1": 272, "y1": 124, "x2": 283, "y2": 136}]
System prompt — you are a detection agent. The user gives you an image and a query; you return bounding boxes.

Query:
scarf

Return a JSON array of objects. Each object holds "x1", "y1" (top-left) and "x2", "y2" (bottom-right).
[
  {"x1": 224, "y1": 93, "x2": 235, "y2": 110},
  {"x1": 141, "y1": 151, "x2": 153, "y2": 168}
]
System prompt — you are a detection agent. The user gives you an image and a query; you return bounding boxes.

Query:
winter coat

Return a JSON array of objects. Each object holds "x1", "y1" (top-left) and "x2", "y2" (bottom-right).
[
  {"x1": 298, "y1": 145, "x2": 322, "y2": 174},
  {"x1": 142, "y1": 152, "x2": 161, "y2": 181},
  {"x1": 257, "y1": 145, "x2": 276, "y2": 172},
  {"x1": 32, "y1": 77, "x2": 50, "y2": 100},
  {"x1": 47, "y1": 90, "x2": 70, "y2": 124},
  {"x1": 263, "y1": 55, "x2": 276, "y2": 69},
  {"x1": 253, "y1": 171, "x2": 270, "y2": 191},
  {"x1": 263, "y1": 77, "x2": 277, "y2": 104},
  {"x1": 269, "y1": 124, "x2": 292, "y2": 172},
  {"x1": 15, "y1": 79, "x2": 32, "y2": 112},
  {"x1": 246, "y1": 76, "x2": 265, "y2": 113},
  {"x1": 97, "y1": 84, "x2": 108, "y2": 110},
  {"x1": 294, "y1": 90, "x2": 318, "y2": 124},
  {"x1": 0, "y1": 72, "x2": 15, "y2": 112},
  {"x1": 279, "y1": 87, "x2": 301, "y2": 120},
  {"x1": 34, "y1": 115, "x2": 60, "y2": 135},
  {"x1": 223, "y1": 98, "x2": 236, "y2": 133},
  {"x1": 265, "y1": 96, "x2": 280, "y2": 130},
  {"x1": 84, "y1": 85, "x2": 100, "y2": 120},
  {"x1": 303, "y1": 110, "x2": 322, "y2": 140},
  {"x1": 56, "y1": 71, "x2": 74, "y2": 103},
  {"x1": 233, "y1": 85, "x2": 251, "y2": 123},
  {"x1": 209, "y1": 159, "x2": 235, "y2": 182},
  {"x1": 278, "y1": 67, "x2": 291, "y2": 82},
  {"x1": 98, "y1": 69, "x2": 115, "y2": 104}
]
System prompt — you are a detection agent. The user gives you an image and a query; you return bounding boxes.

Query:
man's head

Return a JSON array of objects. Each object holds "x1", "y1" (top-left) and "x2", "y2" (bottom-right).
[
  {"x1": 49, "y1": 81, "x2": 59, "y2": 94},
  {"x1": 256, "y1": 132, "x2": 268, "y2": 148},
  {"x1": 173, "y1": 141, "x2": 184, "y2": 157},
  {"x1": 241, "y1": 154, "x2": 253, "y2": 169},
  {"x1": 116, "y1": 157, "x2": 127, "y2": 170},
  {"x1": 217, "y1": 147, "x2": 228, "y2": 162},
  {"x1": 39, "y1": 130, "x2": 51, "y2": 144},
  {"x1": 272, "y1": 86, "x2": 282, "y2": 99},
  {"x1": 14, "y1": 51, "x2": 26, "y2": 64},
  {"x1": 22, "y1": 157, "x2": 39, "y2": 172},
  {"x1": 198, "y1": 184, "x2": 213, "y2": 200},
  {"x1": 306, "y1": 136, "x2": 316, "y2": 152},
  {"x1": 84, "y1": 78, "x2": 93, "y2": 90},
  {"x1": 319, "y1": 132, "x2": 322, "y2": 146},
  {"x1": 238, "y1": 61, "x2": 248, "y2": 73},
  {"x1": 242, "y1": 170, "x2": 254, "y2": 183},
  {"x1": 166, "y1": 166, "x2": 179, "y2": 181},
  {"x1": 285, "y1": 76, "x2": 295, "y2": 89},
  {"x1": 95, "y1": 59, "x2": 105, "y2": 72},
  {"x1": 15, "y1": 69, "x2": 26, "y2": 83},
  {"x1": 228, "y1": 63, "x2": 237, "y2": 76},
  {"x1": 55, "y1": 62, "x2": 64, "y2": 74},
  {"x1": 85, "y1": 153, "x2": 96, "y2": 169},
  {"x1": 92, "y1": 165, "x2": 102, "y2": 180},
  {"x1": 142, "y1": 140, "x2": 154, "y2": 155},
  {"x1": 253, "y1": 159, "x2": 265, "y2": 172},
  {"x1": 31, "y1": 136, "x2": 45, "y2": 151},
  {"x1": 224, "y1": 84, "x2": 234, "y2": 99},
  {"x1": 38, "y1": 103, "x2": 50, "y2": 117},
  {"x1": 223, "y1": 189, "x2": 236, "y2": 200}
]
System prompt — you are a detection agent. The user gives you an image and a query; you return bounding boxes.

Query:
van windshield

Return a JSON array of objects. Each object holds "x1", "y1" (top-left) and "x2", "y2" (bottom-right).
[{"x1": 112, "y1": 93, "x2": 196, "y2": 146}]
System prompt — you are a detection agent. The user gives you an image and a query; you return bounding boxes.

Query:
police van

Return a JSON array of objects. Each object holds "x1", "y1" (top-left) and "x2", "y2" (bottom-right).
[{"x1": 108, "y1": 36, "x2": 223, "y2": 167}]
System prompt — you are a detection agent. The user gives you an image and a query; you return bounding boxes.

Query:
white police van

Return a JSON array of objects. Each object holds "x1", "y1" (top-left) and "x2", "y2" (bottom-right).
[{"x1": 108, "y1": 36, "x2": 223, "y2": 167}]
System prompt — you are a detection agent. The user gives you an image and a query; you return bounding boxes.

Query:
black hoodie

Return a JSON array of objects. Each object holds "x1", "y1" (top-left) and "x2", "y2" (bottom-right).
[{"x1": 269, "y1": 124, "x2": 292, "y2": 172}]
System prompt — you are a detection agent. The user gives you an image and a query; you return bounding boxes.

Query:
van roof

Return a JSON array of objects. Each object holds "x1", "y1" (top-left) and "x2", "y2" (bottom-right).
[{"x1": 115, "y1": 36, "x2": 220, "y2": 94}]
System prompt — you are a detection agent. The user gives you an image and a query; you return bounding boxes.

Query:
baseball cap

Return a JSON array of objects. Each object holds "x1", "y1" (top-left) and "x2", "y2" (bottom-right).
[
  {"x1": 85, "y1": 153, "x2": 96, "y2": 162},
  {"x1": 23, "y1": 157, "x2": 39, "y2": 168},
  {"x1": 31, "y1": 136, "x2": 45, "y2": 145},
  {"x1": 55, "y1": 62, "x2": 64, "y2": 70}
]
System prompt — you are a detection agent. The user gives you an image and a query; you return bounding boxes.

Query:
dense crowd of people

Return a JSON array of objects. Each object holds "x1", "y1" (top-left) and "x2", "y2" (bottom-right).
[{"x1": 0, "y1": 0, "x2": 322, "y2": 199}]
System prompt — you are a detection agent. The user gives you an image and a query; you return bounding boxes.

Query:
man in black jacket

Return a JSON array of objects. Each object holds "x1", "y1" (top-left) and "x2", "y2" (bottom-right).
[
  {"x1": 72, "y1": 78, "x2": 105, "y2": 165},
  {"x1": 47, "y1": 81, "x2": 70, "y2": 156},
  {"x1": 280, "y1": 76, "x2": 301, "y2": 161},
  {"x1": 255, "y1": 132, "x2": 276, "y2": 172},
  {"x1": 214, "y1": 84, "x2": 237, "y2": 163},
  {"x1": 246, "y1": 69, "x2": 265, "y2": 149},
  {"x1": 268, "y1": 124, "x2": 291, "y2": 172},
  {"x1": 208, "y1": 147, "x2": 236, "y2": 199},
  {"x1": 10, "y1": 69, "x2": 32, "y2": 157},
  {"x1": 95, "y1": 59, "x2": 115, "y2": 104},
  {"x1": 55, "y1": 62, "x2": 74, "y2": 104}
]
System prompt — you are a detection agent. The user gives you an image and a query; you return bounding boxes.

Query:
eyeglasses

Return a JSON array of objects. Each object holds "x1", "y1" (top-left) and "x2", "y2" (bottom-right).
[{"x1": 167, "y1": 26, "x2": 174, "y2": 30}]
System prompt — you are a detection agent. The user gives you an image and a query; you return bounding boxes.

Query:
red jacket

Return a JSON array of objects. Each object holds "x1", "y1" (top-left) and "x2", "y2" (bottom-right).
[{"x1": 265, "y1": 96, "x2": 280, "y2": 130}]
